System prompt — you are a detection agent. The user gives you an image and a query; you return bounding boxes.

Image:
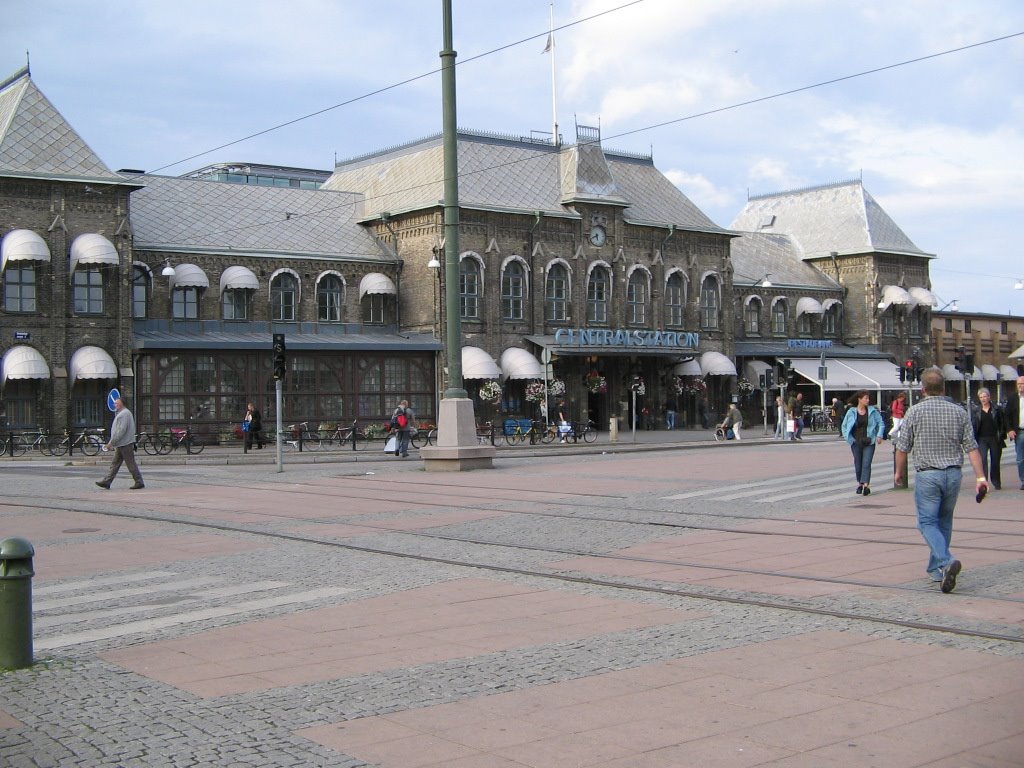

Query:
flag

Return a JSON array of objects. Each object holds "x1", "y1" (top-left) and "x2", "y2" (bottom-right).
[{"x1": 542, "y1": 33, "x2": 553, "y2": 54}]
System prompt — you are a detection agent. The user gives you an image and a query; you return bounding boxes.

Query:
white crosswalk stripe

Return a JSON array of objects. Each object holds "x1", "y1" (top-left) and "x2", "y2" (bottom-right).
[
  {"x1": 663, "y1": 467, "x2": 851, "y2": 502},
  {"x1": 33, "y1": 571, "x2": 351, "y2": 651}
]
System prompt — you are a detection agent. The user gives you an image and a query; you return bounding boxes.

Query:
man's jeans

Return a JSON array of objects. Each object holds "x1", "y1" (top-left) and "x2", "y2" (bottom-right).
[
  {"x1": 1015, "y1": 432, "x2": 1024, "y2": 486},
  {"x1": 914, "y1": 467, "x2": 960, "y2": 579}
]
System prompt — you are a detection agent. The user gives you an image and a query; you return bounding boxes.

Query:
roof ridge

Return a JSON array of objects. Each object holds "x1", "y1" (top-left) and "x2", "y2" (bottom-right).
[{"x1": 748, "y1": 178, "x2": 862, "y2": 201}]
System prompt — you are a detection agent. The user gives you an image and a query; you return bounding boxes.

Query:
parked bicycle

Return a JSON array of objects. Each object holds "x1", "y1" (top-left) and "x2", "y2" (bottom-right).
[
  {"x1": 321, "y1": 420, "x2": 367, "y2": 451},
  {"x1": 280, "y1": 421, "x2": 321, "y2": 451},
  {"x1": 411, "y1": 425, "x2": 437, "y2": 449},
  {"x1": 137, "y1": 430, "x2": 171, "y2": 456},
  {"x1": 167, "y1": 423, "x2": 205, "y2": 454},
  {"x1": 50, "y1": 428, "x2": 104, "y2": 456},
  {"x1": 503, "y1": 419, "x2": 545, "y2": 446},
  {"x1": 9, "y1": 429, "x2": 55, "y2": 457}
]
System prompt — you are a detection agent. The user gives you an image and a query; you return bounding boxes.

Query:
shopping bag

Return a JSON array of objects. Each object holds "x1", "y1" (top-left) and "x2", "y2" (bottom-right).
[
  {"x1": 786, "y1": 419, "x2": 795, "y2": 433},
  {"x1": 384, "y1": 436, "x2": 397, "y2": 453},
  {"x1": 558, "y1": 421, "x2": 572, "y2": 434}
]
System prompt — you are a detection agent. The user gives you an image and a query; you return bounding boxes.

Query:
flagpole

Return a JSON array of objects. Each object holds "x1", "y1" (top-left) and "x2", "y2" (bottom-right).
[{"x1": 548, "y1": 2, "x2": 558, "y2": 145}]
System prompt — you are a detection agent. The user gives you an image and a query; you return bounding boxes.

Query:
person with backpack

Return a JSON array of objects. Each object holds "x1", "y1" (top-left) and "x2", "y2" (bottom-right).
[{"x1": 391, "y1": 399, "x2": 415, "y2": 458}]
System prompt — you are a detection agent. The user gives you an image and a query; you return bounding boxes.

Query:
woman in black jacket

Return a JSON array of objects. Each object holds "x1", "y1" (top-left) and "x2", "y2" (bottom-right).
[{"x1": 971, "y1": 388, "x2": 1006, "y2": 490}]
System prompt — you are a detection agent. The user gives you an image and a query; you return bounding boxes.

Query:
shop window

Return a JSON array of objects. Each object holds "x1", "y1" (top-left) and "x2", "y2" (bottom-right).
[
  {"x1": 502, "y1": 261, "x2": 525, "y2": 321},
  {"x1": 4, "y1": 264, "x2": 37, "y2": 313},
  {"x1": 700, "y1": 275, "x2": 719, "y2": 330},
  {"x1": 587, "y1": 266, "x2": 610, "y2": 323},
  {"x1": 222, "y1": 289, "x2": 250, "y2": 320},
  {"x1": 2, "y1": 380, "x2": 36, "y2": 428},
  {"x1": 545, "y1": 263, "x2": 568, "y2": 322},
  {"x1": 744, "y1": 298, "x2": 762, "y2": 335},
  {"x1": 665, "y1": 272, "x2": 685, "y2": 327},
  {"x1": 131, "y1": 266, "x2": 148, "y2": 319},
  {"x1": 771, "y1": 299, "x2": 788, "y2": 335},
  {"x1": 460, "y1": 259, "x2": 480, "y2": 319},
  {"x1": 317, "y1": 275, "x2": 343, "y2": 322},
  {"x1": 626, "y1": 270, "x2": 647, "y2": 325},
  {"x1": 172, "y1": 286, "x2": 199, "y2": 319},
  {"x1": 271, "y1": 273, "x2": 298, "y2": 321},
  {"x1": 73, "y1": 268, "x2": 104, "y2": 314}
]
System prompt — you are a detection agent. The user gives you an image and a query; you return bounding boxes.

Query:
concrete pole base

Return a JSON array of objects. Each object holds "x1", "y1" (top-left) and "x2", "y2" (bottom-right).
[{"x1": 421, "y1": 398, "x2": 495, "y2": 472}]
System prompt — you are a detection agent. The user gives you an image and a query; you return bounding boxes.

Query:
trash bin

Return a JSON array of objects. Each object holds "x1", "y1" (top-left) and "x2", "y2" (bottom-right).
[{"x1": 0, "y1": 537, "x2": 35, "y2": 669}]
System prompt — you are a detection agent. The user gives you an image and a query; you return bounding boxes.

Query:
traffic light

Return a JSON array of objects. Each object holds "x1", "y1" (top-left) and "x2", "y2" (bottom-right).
[
  {"x1": 759, "y1": 373, "x2": 766, "y2": 389},
  {"x1": 765, "y1": 368, "x2": 774, "y2": 389},
  {"x1": 904, "y1": 359, "x2": 914, "y2": 383},
  {"x1": 963, "y1": 353, "x2": 974, "y2": 375},
  {"x1": 899, "y1": 365, "x2": 906, "y2": 383},
  {"x1": 953, "y1": 346, "x2": 965, "y2": 372},
  {"x1": 272, "y1": 333, "x2": 286, "y2": 381}
]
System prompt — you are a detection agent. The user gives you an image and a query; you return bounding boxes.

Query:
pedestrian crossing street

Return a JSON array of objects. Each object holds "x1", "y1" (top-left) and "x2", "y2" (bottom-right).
[
  {"x1": 662, "y1": 466, "x2": 886, "y2": 506},
  {"x1": 33, "y1": 570, "x2": 351, "y2": 651}
]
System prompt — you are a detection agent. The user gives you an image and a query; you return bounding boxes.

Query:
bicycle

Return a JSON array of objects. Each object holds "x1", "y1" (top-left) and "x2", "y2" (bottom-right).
[
  {"x1": 321, "y1": 420, "x2": 367, "y2": 451},
  {"x1": 283, "y1": 421, "x2": 321, "y2": 451},
  {"x1": 50, "y1": 428, "x2": 104, "y2": 456},
  {"x1": 10, "y1": 429, "x2": 54, "y2": 457},
  {"x1": 137, "y1": 431, "x2": 172, "y2": 455},
  {"x1": 410, "y1": 426, "x2": 437, "y2": 449},
  {"x1": 168, "y1": 423, "x2": 205, "y2": 454},
  {"x1": 503, "y1": 419, "x2": 544, "y2": 446}
]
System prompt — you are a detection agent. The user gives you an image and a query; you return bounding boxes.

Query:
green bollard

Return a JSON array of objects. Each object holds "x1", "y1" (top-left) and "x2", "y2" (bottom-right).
[{"x1": 0, "y1": 537, "x2": 35, "y2": 669}]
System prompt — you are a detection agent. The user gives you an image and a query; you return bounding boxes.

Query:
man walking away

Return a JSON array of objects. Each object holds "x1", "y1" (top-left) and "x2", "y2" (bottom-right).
[
  {"x1": 96, "y1": 398, "x2": 145, "y2": 490},
  {"x1": 1005, "y1": 375, "x2": 1024, "y2": 491},
  {"x1": 893, "y1": 367, "x2": 987, "y2": 593},
  {"x1": 392, "y1": 399, "x2": 415, "y2": 458}
]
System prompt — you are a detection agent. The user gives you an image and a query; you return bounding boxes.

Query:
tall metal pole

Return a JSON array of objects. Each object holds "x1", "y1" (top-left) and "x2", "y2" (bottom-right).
[
  {"x1": 275, "y1": 379, "x2": 283, "y2": 473},
  {"x1": 441, "y1": 0, "x2": 466, "y2": 400}
]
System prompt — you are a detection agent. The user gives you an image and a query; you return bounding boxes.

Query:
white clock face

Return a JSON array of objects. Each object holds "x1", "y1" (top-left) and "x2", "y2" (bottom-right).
[{"x1": 589, "y1": 226, "x2": 606, "y2": 246}]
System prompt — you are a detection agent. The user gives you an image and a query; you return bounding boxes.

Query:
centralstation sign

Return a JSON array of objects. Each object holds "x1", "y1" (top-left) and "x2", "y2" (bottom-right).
[{"x1": 554, "y1": 328, "x2": 699, "y2": 350}]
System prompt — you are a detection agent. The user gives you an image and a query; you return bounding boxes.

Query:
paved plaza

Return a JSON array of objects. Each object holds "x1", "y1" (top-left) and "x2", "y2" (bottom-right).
[{"x1": 1, "y1": 431, "x2": 1022, "y2": 767}]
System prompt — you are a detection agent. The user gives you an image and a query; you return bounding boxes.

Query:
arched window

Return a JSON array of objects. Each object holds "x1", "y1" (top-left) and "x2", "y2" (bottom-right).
[
  {"x1": 797, "y1": 311, "x2": 813, "y2": 336},
  {"x1": 744, "y1": 298, "x2": 762, "y2": 335},
  {"x1": 172, "y1": 286, "x2": 199, "y2": 319},
  {"x1": 271, "y1": 272, "x2": 298, "y2": 321},
  {"x1": 700, "y1": 275, "x2": 719, "y2": 330},
  {"x1": 626, "y1": 269, "x2": 648, "y2": 325},
  {"x1": 771, "y1": 299, "x2": 788, "y2": 335},
  {"x1": 460, "y1": 258, "x2": 481, "y2": 319},
  {"x1": 823, "y1": 302, "x2": 840, "y2": 337},
  {"x1": 664, "y1": 272, "x2": 686, "y2": 327},
  {"x1": 73, "y1": 268, "x2": 104, "y2": 314},
  {"x1": 131, "y1": 266, "x2": 149, "y2": 319},
  {"x1": 318, "y1": 274, "x2": 343, "y2": 322},
  {"x1": 502, "y1": 260, "x2": 525, "y2": 320},
  {"x1": 587, "y1": 265, "x2": 611, "y2": 323},
  {"x1": 4, "y1": 264, "x2": 37, "y2": 313},
  {"x1": 545, "y1": 262, "x2": 569, "y2": 322}
]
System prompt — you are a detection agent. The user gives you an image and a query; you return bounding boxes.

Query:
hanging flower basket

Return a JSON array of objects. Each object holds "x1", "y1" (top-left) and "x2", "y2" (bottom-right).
[
  {"x1": 584, "y1": 371, "x2": 607, "y2": 394},
  {"x1": 524, "y1": 380, "x2": 547, "y2": 403},
  {"x1": 738, "y1": 378, "x2": 755, "y2": 394},
  {"x1": 479, "y1": 379, "x2": 503, "y2": 405},
  {"x1": 687, "y1": 377, "x2": 707, "y2": 394},
  {"x1": 547, "y1": 379, "x2": 566, "y2": 397},
  {"x1": 630, "y1": 378, "x2": 646, "y2": 396},
  {"x1": 673, "y1": 376, "x2": 686, "y2": 395}
]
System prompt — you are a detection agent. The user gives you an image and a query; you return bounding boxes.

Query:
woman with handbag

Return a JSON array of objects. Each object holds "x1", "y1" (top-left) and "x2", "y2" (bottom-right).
[
  {"x1": 841, "y1": 390, "x2": 886, "y2": 496},
  {"x1": 243, "y1": 402, "x2": 265, "y2": 451}
]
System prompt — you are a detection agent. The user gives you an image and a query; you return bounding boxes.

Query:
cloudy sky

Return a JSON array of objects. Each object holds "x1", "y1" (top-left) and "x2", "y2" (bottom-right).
[{"x1": 3, "y1": 0, "x2": 1023, "y2": 314}]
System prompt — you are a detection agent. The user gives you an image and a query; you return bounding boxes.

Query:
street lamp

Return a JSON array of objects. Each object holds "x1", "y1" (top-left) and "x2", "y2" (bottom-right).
[
  {"x1": 937, "y1": 299, "x2": 959, "y2": 312},
  {"x1": 160, "y1": 258, "x2": 175, "y2": 277}
]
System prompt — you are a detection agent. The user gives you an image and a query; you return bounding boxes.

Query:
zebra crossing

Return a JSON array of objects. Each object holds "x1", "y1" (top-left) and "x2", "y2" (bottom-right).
[
  {"x1": 33, "y1": 570, "x2": 351, "y2": 651},
  {"x1": 662, "y1": 466, "x2": 877, "y2": 506}
]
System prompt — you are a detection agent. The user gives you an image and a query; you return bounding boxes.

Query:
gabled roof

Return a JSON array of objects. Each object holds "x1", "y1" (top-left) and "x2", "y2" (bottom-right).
[
  {"x1": 130, "y1": 175, "x2": 392, "y2": 262},
  {"x1": 324, "y1": 129, "x2": 726, "y2": 234},
  {"x1": 0, "y1": 67, "x2": 124, "y2": 184},
  {"x1": 729, "y1": 231, "x2": 841, "y2": 290},
  {"x1": 729, "y1": 180, "x2": 933, "y2": 259}
]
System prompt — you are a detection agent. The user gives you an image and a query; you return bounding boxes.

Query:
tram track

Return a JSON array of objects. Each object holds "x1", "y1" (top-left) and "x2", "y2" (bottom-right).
[{"x1": 3, "y1": 486, "x2": 1023, "y2": 647}]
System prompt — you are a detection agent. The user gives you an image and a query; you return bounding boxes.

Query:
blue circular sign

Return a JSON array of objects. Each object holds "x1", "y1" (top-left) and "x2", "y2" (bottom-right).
[{"x1": 107, "y1": 388, "x2": 121, "y2": 412}]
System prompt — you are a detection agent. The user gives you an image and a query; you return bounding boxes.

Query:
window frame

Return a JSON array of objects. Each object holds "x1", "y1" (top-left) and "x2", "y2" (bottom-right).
[
  {"x1": 744, "y1": 298, "x2": 762, "y2": 335},
  {"x1": 317, "y1": 274, "x2": 343, "y2": 323},
  {"x1": 72, "y1": 267, "x2": 104, "y2": 315},
  {"x1": 664, "y1": 272, "x2": 685, "y2": 327},
  {"x1": 771, "y1": 299, "x2": 788, "y2": 336},
  {"x1": 459, "y1": 258, "x2": 480, "y2": 320},
  {"x1": 699, "y1": 275, "x2": 719, "y2": 330},
  {"x1": 626, "y1": 269, "x2": 648, "y2": 325},
  {"x1": 3, "y1": 263, "x2": 37, "y2": 313},
  {"x1": 271, "y1": 272, "x2": 299, "y2": 322},
  {"x1": 545, "y1": 263, "x2": 569, "y2": 322},
  {"x1": 586, "y1": 265, "x2": 611, "y2": 324},
  {"x1": 501, "y1": 260, "x2": 525, "y2": 321},
  {"x1": 172, "y1": 286, "x2": 200, "y2": 319}
]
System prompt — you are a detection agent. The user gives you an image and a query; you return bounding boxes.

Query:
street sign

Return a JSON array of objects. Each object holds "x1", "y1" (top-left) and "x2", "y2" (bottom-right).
[
  {"x1": 106, "y1": 388, "x2": 121, "y2": 412},
  {"x1": 818, "y1": 366, "x2": 828, "y2": 380}
]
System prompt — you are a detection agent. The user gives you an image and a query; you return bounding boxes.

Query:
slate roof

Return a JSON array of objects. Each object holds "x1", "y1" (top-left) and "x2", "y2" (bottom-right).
[
  {"x1": 0, "y1": 68, "x2": 124, "y2": 183},
  {"x1": 130, "y1": 175, "x2": 392, "y2": 262},
  {"x1": 729, "y1": 231, "x2": 841, "y2": 290},
  {"x1": 324, "y1": 130, "x2": 726, "y2": 234},
  {"x1": 729, "y1": 180, "x2": 933, "y2": 259}
]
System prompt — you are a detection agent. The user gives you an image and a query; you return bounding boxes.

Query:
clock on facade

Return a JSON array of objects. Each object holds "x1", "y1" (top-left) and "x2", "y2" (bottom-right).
[{"x1": 589, "y1": 225, "x2": 606, "y2": 246}]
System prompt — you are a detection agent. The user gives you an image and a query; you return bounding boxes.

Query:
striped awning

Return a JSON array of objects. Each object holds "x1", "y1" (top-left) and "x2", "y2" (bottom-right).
[
  {"x1": 69, "y1": 233, "x2": 118, "y2": 272},
  {"x1": 219, "y1": 266, "x2": 259, "y2": 292},
  {"x1": 462, "y1": 346, "x2": 501, "y2": 380},
  {"x1": 2, "y1": 345, "x2": 50, "y2": 386},
  {"x1": 69, "y1": 346, "x2": 117, "y2": 386},
  {"x1": 1, "y1": 229, "x2": 50, "y2": 271},
  {"x1": 359, "y1": 272, "x2": 396, "y2": 300},
  {"x1": 171, "y1": 263, "x2": 210, "y2": 288}
]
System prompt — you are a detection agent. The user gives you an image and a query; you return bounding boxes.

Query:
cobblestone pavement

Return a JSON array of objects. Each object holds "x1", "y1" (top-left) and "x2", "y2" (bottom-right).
[{"x1": 1, "y1": 435, "x2": 1022, "y2": 767}]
